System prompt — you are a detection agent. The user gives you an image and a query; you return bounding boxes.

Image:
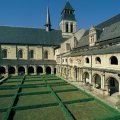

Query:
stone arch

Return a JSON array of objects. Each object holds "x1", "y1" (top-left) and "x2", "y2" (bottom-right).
[
  {"x1": 110, "y1": 56, "x2": 118, "y2": 65},
  {"x1": 0, "y1": 66, "x2": 6, "y2": 74},
  {"x1": 83, "y1": 72, "x2": 90, "y2": 83},
  {"x1": 93, "y1": 74, "x2": 101, "y2": 89},
  {"x1": 28, "y1": 66, "x2": 34, "y2": 75},
  {"x1": 37, "y1": 66, "x2": 43, "y2": 75},
  {"x1": 8, "y1": 66, "x2": 15, "y2": 74},
  {"x1": 18, "y1": 66, "x2": 25, "y2": 75},
  {"x1": 46, "y1": 66, "x2": 51, "y2": 74},
  {"x1": 106, "y1": 77, "x2": 119, "y2": 95}
]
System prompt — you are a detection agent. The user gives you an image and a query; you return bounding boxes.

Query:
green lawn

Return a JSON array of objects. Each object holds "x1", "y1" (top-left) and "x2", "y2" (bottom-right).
[
  {"x1": 52, "y1": 84, "x2": 76, "y2": 91},
  {"x1": 0, "y1": 89, "x2": 17, "y2": 95},
  {"x1": 0, "y1": 75, "x2": 119, "y2": 120},
  {"x1": 21, "y1": 86, "x2": 49, "y2": 93},
  {"x1": 57, "y1": 91, "x2": 89, "y2": 102},
  {"x1": 1, "y1": 82, "x2": 21, "y2": 86},
  {"x1": 23, "y1": 81, "x2": 45, "y2": 85},
  {"x1": 17, "y1": 94, "x2": 57, "y2": 106},
  {"x1": 13, "y1": 106, "x2": 67, "y2": 120},
  {"x1": 0, "y1": 97, "x2": 13, "y2": 109},
  {"x1": 66, "y1": 100, "x2": 115, "y2": 120}
]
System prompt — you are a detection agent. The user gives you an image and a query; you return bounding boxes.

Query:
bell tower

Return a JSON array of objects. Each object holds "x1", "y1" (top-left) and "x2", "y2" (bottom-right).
[{"x1": 60, "y1": 1, "x2": 77, "y2": 38}]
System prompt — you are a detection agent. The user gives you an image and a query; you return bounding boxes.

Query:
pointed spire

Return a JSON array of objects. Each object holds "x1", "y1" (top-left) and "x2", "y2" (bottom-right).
[{"x1": 45, "y1": 7, "x2": 51, "y2": 32}]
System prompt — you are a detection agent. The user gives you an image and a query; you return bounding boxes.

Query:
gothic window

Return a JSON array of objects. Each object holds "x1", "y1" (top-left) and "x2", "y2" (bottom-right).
[
  {"x1": 44, "y1": 51, "x2": 48, "y2": 59},
  {"x1": 18, "y1": 49, "x2": 23, "y2": 58},
  {"x1": 66, "y1": 23, "x2": 69, "y2": 33},
  {"x1": 2, "y1": 49, "x2": 7, "y2": 58},
  {"x1": 95, "y1": 57, "x2": 101, "y2": 64},
  {"x1": 110, "y1": 56, "x2": 118, "y2": 65},
  {"x1": 29, "y1": 50, "x2": 34, "y2": 59},
  {"x1": 70, "y1": 23, "x2": 73, "y2": 33},
  {"x1": 85, "y1": 57, "x2": 89, "y2": 63}
]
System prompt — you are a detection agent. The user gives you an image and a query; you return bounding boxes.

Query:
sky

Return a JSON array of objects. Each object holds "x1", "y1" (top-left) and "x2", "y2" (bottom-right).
[{"x1": 0, "y1": 0, "x2": 120, "y2": 30}]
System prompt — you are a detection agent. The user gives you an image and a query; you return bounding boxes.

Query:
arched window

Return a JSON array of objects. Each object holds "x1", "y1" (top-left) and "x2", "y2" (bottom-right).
[
  {"x1": 44, "y1": 51, "x2": 48, "y2": 59},
  {"x1": 18, "y1": 49, "x2": 23, "y2": 58},
  {"x1": 70, "y1": 23, "x2": 73, "y2": 33},
  {"x1": 29, "y1": 50, "x2": 34, "y2": 59},
  {"x1": 2, "y1": 49, "x2": 7, "y2": 58},
  {"x1": 95, "y1": 57, "x2": 101, "y2": 64},
  {"x1": 110, "y1": 56, "x2": 118, "y2": 65},
  {"x1": 66, "y1": 23, "x2": 69, "y2": 33},
  {"x1": 85, "y1": 57, "x2": 89, "y2": 63}
]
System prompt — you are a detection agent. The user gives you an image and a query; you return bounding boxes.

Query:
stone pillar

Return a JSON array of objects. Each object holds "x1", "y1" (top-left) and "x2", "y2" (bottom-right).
[
  {"x1": 34, "y1": 66, "x2": 37, "y2": 75},
  {"x1": 51, "y1": 67, "x2": 54, "y2": 75},
  {"x1": 89, "y1": 71, "x2": 92, "y2": 84},
  {"x1": 25, "y1": 66, "x2": 28, "y2": 75},
  {"x1": 15, "y1": 66, "x2": 18, "y2": 76},
  {"x1": 6, "y1": 66, "x2": 9, "y2": 76},
  {"x1": 43, "y1": 66, "x2": 46, "y2": 75}
]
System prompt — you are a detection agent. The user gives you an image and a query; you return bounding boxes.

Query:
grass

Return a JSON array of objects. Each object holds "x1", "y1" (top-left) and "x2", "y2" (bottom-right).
[
  {"x1": 0, "y1": 112, "x2": 6, "y2": 120},
  {"x1": 13, "y1": 106, "x2": 67, "y2": 120},
  {"x1": 0, "y1": 97, "x2": 13, "y2": 109},
  {"x1": 0, "y1": 75, "x2": 119, "y2": 120},
  {"x1": 52, "y1": 84, "x2": 76, "y2": 91},
  {"x1": 23, "y1": 81, "x2": 45, "y2": 85},
  {"x1": 17, "y1": 94, "x2": 57, "y2": 106},
  {"x1": 57, "y1": 91, "x2": 89, "y2": 102},
  {"x1": 0, "y1": 89, "x2": 17, "y2": 95},
  {"x1": 46, "y1": 80, "x2": 65, "y2": 84},
  {"x1": 21, "y1": 87, "x2": 49, "y2": 93},
  {"x1": 66, "y1": 100, "x2": 116, "y2": 120},
  {"x1": 1, "y1": 82, "x2": 21, "y2": 86}
]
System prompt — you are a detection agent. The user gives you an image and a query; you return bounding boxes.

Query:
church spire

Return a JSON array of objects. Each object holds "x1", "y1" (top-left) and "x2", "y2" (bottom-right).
[{"x1": 45, "y1": 7, "x2": 51, "y2": 32}]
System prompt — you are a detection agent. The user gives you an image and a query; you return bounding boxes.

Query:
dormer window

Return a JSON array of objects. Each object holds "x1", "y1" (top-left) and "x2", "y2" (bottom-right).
[{"x1": 89, "y1": 25, "x2": 97, "y2": 46}]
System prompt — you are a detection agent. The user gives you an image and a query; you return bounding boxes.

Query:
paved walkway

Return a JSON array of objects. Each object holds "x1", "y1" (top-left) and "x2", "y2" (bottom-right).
[{"x1": 64, "y1": 79, "x2": 120, "y2": 111}]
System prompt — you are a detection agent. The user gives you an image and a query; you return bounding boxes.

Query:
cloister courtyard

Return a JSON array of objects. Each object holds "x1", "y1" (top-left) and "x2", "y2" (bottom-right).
[{"x1": 0, "y1": 75, "x2": 120, "y2": 120}]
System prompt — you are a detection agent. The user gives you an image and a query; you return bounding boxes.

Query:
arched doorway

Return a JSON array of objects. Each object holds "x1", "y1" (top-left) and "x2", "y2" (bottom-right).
[
  {"x1": 83, "y1": 72, "x2": 89, "y2": 83},
  {"x1": 37, "y1": 66, "x2": 43, "y2": 75},
  {"x1": 107, "y1": 77, "x2": 119, "y2": 95},
  {"x1": 46, "y1": 67, "x2": 51, "y2": 74},
  {"x1": 54, "y1": 68, "x2": 56, "y2": 74},
  {"x1": 8, "y1": 67, "x2": 15, "y2": 74},
  {"x1": 18, "y1": 66, "x2": 25, "y2": 75},
  {"x1": 93, "y1": 74, "x2": 101, "y2": 89},
  {"x1": 0, "y1": 66, "x2": 6, "y2": 74},
  {"x1": 28, "y1": 66, "x2": 34, "y2": 75}
]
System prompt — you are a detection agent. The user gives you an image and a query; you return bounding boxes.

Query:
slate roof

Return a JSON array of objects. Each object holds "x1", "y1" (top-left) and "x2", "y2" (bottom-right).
[
  {"x1": 61, "y1": 1, "x2": 76, "y2": 21},
  {"x1": 62, "y1": 1, "x2": 74, "y2": 11},
  {"x1": 77, "y1": 14, "x2": 120, "y2": 48},
  {"x1": 0, "y1": 26, "x2": 65, "y2": 46},
  {"x1": 0, "y1": 59, "x2": 56, "y2": 65}
]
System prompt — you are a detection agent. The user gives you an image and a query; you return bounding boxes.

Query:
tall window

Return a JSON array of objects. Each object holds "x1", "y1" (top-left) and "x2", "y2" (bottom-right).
[
  {"x1": 85, "y1": 57, "x2": 89, "y2": 63},
  {"x1": 66, "y1": 23, "x2": 69, "y2": 33},
  {"x1": 29, "y1": 50, "x2": 34, "y2": 59},
  {"x1": 110, "y1": 56, "x2": 118, "y2": 65},
  {"x1": 44, "y1": 51, "x2": 48, "y2": 59},
  {"x1": 18, "y1": 49, "x2": 23, "y2": 58},
  {"x1": 95, "y1": 57, "x2": 101, "y2": 64},
  {"x1": 2, "y1": 49, "x2": 7, "y2": 58},
  {"x1": 70, "y1": 23, "x2": 73, "y2": 33}
]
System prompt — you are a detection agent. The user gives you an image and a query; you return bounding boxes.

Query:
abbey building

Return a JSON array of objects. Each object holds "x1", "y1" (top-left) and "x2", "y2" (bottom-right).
[{"x1": 0, "y1": 1, "x2": 120, "y2": 96}]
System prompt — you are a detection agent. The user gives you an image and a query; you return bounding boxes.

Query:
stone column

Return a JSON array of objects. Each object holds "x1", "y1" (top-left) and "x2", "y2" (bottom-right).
[
  {"x1": 15, "y1": 66, "x2": 18, "y2": 76},
  {"x1": 34, "y1": 66, "x2": 37, "y2": 75},
  {"x1": 51, "y1": 67, "x2": 54, "y2": 75},
  {"x1": 25, "y1": 66, "x2": 28, "y2": 75},
  {"x1": 43, "y1": 66, "x2": 46, "y2": 75},
  {"x1": 6, "y1": 66, "x2": 9, "y2": 76}
]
